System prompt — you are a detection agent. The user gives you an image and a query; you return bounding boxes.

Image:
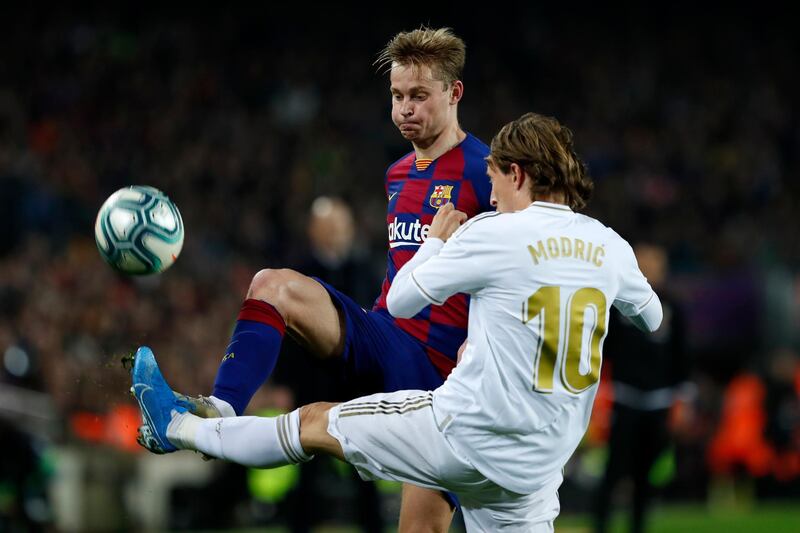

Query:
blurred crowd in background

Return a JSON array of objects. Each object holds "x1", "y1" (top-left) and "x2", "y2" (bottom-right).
[{"x1": 1, "y1": 4, "x2": 798, "y2": 531}]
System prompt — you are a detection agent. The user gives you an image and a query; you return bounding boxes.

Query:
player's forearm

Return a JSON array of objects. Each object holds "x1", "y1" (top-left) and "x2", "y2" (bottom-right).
[{"x1": 386, "y1": 238, "x2": 444, "y2": 318}]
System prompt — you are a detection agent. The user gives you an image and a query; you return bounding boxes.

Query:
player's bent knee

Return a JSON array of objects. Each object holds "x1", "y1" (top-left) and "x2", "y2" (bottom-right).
[
  {"x1": 247, "y1": 268, "x2": 304, "y2": 315},
  {"x1": 298, "y1": 402, "x2": 343, "y2": 459},
  {"x1": 248, "y1": 268, "x2": 292, "y2": 299},
  {"x1": 299, "y1": 402, "x2": 334, "y2": 432}
]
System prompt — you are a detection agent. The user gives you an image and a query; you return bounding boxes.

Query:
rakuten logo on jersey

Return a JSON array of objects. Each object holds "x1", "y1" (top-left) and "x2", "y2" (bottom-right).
[{"x1": 388, "y1": 216, "x2": 431, "y2": 248}]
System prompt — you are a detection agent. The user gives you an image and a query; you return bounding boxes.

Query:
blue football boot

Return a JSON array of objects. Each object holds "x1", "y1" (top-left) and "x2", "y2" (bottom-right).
[{"x1": 130, "y1": 346, "x2": 189, "y2": 454}]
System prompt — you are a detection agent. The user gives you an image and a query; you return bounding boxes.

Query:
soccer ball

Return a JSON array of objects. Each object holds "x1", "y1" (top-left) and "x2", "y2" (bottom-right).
[{"x1": 94, "y1": 186, "x2": 184, "y2": 275}]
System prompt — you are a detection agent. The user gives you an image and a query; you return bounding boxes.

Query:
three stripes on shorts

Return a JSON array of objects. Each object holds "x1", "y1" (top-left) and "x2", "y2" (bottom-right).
[{"x1": 339, "y1": 392, "x2": 433, "y2": 418}]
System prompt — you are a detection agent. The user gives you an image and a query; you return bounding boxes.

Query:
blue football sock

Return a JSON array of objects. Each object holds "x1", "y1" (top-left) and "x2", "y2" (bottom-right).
[{"x1": 212, "y1": 299, "x2": 286, "y2": 415}]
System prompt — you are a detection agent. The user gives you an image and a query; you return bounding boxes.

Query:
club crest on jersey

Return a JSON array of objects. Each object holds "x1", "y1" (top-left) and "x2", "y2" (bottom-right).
[{"x1": 429, "y1": 185, "x2": 454, "y2": 208}]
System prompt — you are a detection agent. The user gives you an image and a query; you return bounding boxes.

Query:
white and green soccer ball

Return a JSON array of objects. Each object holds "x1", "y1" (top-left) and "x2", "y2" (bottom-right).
[{"x1": 94, "y1": 186, "x2": 184, "y2": 275}]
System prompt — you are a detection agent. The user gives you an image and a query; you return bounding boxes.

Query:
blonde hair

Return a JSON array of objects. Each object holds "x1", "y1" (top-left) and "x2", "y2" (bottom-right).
[
  {"x1": 488, "y1": 113, "x2": 594, "y2": 211},
  {"x1": 376, "y1": 26, "x2": 466, "y2": 86}
]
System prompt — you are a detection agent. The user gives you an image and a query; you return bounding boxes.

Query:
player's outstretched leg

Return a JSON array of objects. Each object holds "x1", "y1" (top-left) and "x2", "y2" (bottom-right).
[
  {"x1": 131, "y1": 346, "x2": 189, "y2": 453},
  {"x1": 132, "y1": 345, "x2": 318, "y2": 467}
]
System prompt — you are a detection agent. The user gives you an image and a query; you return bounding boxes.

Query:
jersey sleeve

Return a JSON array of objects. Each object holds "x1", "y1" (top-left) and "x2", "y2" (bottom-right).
[
  {"x1": 386, "y1": 214, "x2": 498, "y2": 318},
  {"x1": 612, "y1": 241, "x2": 663, "y2": 332},
  {"x1": 471, "y1": 167, "x2": 494, "y2": 213}
]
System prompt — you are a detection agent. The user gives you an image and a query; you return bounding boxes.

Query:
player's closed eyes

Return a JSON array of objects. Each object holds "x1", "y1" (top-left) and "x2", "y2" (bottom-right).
[{"x1": 392, "y1": 94, "x2": 427, "y2": 101}]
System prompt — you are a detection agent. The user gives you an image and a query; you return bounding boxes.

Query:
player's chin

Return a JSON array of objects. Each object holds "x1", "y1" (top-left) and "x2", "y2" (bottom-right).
[{"x1": 399, "y1": 129, "x2": 419, "y2": 140}]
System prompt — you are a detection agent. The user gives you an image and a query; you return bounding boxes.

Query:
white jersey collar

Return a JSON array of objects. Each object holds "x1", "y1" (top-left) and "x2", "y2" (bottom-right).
[{"x1": 528, "y1": 201, "x2": 573, "y2": 213}]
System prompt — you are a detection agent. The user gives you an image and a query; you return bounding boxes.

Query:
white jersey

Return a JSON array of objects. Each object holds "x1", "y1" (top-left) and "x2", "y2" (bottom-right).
[{"x1": 387, "y1": 201, "x2": 660, "y2": 495}]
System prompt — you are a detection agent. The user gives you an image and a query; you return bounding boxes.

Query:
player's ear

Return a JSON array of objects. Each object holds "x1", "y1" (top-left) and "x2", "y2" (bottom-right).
[
  {"x1": 511, "y1": 163, "x2": 528, "y2": 190},
  {"x1": 449, "y1": 80, "x2": 464, "y2": 104}
]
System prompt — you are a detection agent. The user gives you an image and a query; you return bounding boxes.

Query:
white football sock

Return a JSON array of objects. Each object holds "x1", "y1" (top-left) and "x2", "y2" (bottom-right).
[
  {"x1": 167, "y1": 408, "x2": 312, "y2": 468},
  {"x1": 208, "y1": 395, "x2": 236, "y2": 418}
]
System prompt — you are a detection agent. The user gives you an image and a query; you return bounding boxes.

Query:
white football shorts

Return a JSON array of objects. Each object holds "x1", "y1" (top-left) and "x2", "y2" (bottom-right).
[{"x1": 326, "y1": 389, "x2": 560, "y2": 532}]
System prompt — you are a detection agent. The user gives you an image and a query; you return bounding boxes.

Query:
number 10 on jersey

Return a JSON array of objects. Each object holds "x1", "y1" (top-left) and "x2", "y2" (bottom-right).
[{"x1": 523, "y1": 286, "x2": 607, "y2": 394}]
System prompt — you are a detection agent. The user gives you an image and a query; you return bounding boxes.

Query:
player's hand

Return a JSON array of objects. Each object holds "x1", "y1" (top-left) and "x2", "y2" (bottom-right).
[{"x1": 428, "y1": 203, "x2": 467, "y2": 242}]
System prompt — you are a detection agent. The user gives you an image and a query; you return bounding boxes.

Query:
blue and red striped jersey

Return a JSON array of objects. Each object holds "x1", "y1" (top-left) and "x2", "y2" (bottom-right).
[{"x1": 373, "y1": 132, "x2": 493, "y2": 378}]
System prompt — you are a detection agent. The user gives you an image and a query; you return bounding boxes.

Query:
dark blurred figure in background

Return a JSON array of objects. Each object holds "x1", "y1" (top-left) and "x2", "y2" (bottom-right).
[
  {"x1": 295, "y1": 196, "x2": 377, "y2": 312},
  {"x1": 274, "y1": 196, "x2": 383, "y2": 532},
  {"x1": 594, "y1": 243, "x2": 691, "y2": 533}
]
